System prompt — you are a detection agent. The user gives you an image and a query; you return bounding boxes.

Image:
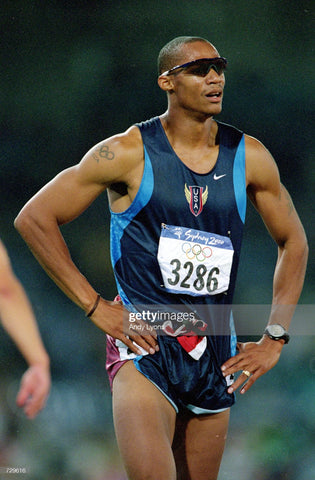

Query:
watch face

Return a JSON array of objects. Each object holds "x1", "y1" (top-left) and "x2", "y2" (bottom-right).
[{"x1": 269, "y1": 324, "x2": 285, "y2": 337}]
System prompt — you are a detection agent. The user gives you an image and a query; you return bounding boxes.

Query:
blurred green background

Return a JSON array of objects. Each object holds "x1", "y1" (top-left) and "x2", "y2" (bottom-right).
[{"x1": 0, "y1": 1, "x2": 314, "y2": 479}]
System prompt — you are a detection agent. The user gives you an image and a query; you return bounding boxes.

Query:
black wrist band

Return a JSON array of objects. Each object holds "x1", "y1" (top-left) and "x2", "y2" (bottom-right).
[{"x1": 86, "y1": 293, "x2": 101, "y2": 317}]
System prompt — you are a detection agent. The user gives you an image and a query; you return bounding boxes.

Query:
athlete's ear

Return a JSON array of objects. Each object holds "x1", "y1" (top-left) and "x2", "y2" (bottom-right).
[{"x1": 158, "y1": 74, "x2": 175, "y2": 92}]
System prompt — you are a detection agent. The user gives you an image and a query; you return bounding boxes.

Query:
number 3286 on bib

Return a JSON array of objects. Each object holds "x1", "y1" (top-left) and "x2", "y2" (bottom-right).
[{"x1": 157, "y1": 224, "x2": 234, "y2": 296}]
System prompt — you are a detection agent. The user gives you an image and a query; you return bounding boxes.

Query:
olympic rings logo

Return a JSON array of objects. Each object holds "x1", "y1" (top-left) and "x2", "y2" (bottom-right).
[{"x1": 181, "y1": 242, "x2": 212, "y2": 262}]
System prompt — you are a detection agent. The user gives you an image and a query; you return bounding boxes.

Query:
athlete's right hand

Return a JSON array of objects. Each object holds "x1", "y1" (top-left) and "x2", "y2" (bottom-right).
[{"x1": 88, "y1": 297, "x2": 159, "y2": 355}]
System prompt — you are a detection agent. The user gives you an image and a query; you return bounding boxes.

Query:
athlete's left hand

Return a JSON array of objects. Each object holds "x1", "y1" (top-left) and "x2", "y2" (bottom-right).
[{"x1": 221, "y1": 336, "x2": 284, "y2": 394}]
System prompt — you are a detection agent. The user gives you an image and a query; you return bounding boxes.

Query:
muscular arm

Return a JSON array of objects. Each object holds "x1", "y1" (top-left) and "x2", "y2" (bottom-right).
[
  {"x1": 15, "y1": 165, "x2": 106, "y2": 312},
  {"x1": 246, "y1": 136, "x2": 308, "y2": 312},
  {"x1": 222, "y1": 135, "x2": 308, "y2": 393},
  {"x1": 14, "y1": 127, "x2": 158, "y2": 355}
]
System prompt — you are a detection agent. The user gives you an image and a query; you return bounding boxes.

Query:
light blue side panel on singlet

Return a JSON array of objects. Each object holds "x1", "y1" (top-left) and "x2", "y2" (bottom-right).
[
  {"x1": 231, "y1": 134, "x2": 246, "y2": 355},
  {"x1": 233, "y1": 135, "x2": 246, "y2": 223},
  {"x1": 229, "y1": 311, "x2": 237, "y2": 357},
  {"x1": 110, "y1": 146, "x2": 154, "y2": 303}
]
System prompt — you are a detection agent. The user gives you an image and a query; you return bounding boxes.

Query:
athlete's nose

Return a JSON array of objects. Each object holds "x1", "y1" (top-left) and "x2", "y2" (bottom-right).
[{"x1": 205, "y1": 68, "x2": 225, "y2": 84}]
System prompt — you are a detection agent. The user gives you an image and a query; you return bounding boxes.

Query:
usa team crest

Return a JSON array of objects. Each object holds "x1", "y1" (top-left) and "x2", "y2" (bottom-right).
[{"x1": 184, "y1": 184, "x2": 208, "y2": 217}]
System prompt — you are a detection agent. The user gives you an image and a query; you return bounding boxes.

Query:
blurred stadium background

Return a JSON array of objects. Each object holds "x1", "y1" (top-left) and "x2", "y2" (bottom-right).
[{"x1": 0, "y1": 1, "x2": 314, "y2": 479}]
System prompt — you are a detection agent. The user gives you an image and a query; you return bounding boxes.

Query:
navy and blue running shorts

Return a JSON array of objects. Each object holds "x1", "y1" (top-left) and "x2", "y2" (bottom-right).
[{"x1": 106, "y1": 334, "x2": 235, "y2": 414}]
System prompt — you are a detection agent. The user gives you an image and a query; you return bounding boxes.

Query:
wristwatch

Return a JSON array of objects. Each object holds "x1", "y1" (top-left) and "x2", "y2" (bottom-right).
[{"x1": 264, "y1": 324, "x2": 290, "y2": 344}]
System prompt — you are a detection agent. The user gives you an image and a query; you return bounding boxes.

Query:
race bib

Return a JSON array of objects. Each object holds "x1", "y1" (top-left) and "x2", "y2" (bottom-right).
[{"x1": 157, "y1": 224, "x2": 234, "y2": 296}]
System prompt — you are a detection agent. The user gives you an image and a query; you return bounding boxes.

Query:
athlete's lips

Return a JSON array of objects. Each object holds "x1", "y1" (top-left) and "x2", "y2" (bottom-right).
[{"x1": 205, "y1": 90, "x2": 223, "y2": 102}]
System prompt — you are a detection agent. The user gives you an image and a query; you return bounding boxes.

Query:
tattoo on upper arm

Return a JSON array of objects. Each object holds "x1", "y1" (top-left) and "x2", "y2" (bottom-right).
[
  {"x1": 280, "y1": 187, "x2": 294, "y2": 215},
  {"x1": 93, "y1": 144, "x2": 115, "y2": 163}
]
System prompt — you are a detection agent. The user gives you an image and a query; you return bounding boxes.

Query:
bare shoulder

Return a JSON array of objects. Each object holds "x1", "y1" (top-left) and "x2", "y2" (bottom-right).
[
  {"x1": 78, "y1": 125, "x2": 144, "y2": 188},
  {"x1": 244, "y1": 134, "x2": 299, "y2": 236},
  {"x1": 244, "y1": 134, "x2": 280, "y2": 195},
  {"x1": 14, "y1": 125, "x2": 144, "y2": 226},
  {"x1": 91, "y1": 125, "x2": 142, "y2": 163},
  {"x1": 243, "y1": 134, "x2": 307, "y2": 251}
]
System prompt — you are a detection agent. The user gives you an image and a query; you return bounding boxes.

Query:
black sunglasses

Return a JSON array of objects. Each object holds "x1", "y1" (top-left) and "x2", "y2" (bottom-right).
[{"x1": 161, "y1": 57, "x2": 227, "y2": 77}]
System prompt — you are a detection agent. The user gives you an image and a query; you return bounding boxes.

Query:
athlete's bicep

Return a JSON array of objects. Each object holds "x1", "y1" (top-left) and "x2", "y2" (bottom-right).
[
  {"x1": 246, "y1": 136, "x2": 304, "y2": 246},
  {"x1": 15, "y1": 165, "x2": 104, "y2": 229},
  {"x1": 18, "y1": 128, "x2": 143, "y2": 226},
  {"x1": 80, "y1": 126, "x2": 144, "y2": 189},
  {"x1": 249, "y1": 182, "x2": 302, "y2": 247}
]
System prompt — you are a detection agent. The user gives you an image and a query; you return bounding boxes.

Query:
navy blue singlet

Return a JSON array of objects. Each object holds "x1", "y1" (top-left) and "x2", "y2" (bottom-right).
[{"x1": 110, "y1": 116, "x2": 246, "y2": 366}]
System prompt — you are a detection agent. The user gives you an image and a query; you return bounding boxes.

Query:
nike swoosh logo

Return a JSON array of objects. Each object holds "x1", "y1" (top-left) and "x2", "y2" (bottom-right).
[{"x1": 213, "y1": 173, "x2": 227, "y2": 180}]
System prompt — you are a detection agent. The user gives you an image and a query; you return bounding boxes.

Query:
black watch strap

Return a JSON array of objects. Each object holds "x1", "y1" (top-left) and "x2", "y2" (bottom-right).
[{"x1": 264, "y1": 324, "x2": 290, "y2": 344}]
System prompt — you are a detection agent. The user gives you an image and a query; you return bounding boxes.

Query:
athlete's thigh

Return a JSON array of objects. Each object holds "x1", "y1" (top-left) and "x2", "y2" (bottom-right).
[
  {"x1": 172, "y1": 409, "x2": 230, "y2": 480},
  {"x1": 112, "y1": 360, "x2": 177, "y2": 480}
]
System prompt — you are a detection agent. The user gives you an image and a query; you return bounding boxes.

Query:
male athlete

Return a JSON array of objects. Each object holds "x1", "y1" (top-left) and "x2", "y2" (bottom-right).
[{"x1": 15, "y1": 37, "x2": 308, "y2": 479}]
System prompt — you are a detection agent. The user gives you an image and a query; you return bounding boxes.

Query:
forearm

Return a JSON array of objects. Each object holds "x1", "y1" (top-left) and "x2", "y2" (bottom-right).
[
  {"x1": 0, "y1": 276, "x2": 49, "y2": 367},
  {"x1": 14, "y1": 207, "x2": 160, "y2": 356},
  {"x1": 15, "y1": 207, "x2": 98, "y2": 314},
  {"x1": 222, "y1": 237, "x2": 308, "y2": 394},
  {"x1": 268, "y1": 237, "x2": 308, "y2": 330}
]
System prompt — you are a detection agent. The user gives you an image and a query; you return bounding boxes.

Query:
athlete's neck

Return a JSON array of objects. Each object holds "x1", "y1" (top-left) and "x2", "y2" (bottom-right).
[
  {"x1": 159, "y1": 111, "x2": 218, "y2": 149},
  {"x1": 159, "y1": 111, "x2": 220, "y2": 174}
]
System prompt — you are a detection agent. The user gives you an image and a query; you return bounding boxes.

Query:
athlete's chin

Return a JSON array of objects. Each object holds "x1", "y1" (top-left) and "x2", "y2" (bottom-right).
[
  {"x1": 208, "y1": 103, "x2": 223, "y2": 116},
  {"x1": 199, "y1": 102, "x2": 223, "y2": 118},
  {"x1": 199, "y1": 107, "x2": 222, "y2": 120}
]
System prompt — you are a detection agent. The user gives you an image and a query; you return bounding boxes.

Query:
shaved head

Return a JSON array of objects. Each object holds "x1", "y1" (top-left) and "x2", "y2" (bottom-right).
[{"x1": 157, "y1": 36, "x2": 215, "y2": 75}]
